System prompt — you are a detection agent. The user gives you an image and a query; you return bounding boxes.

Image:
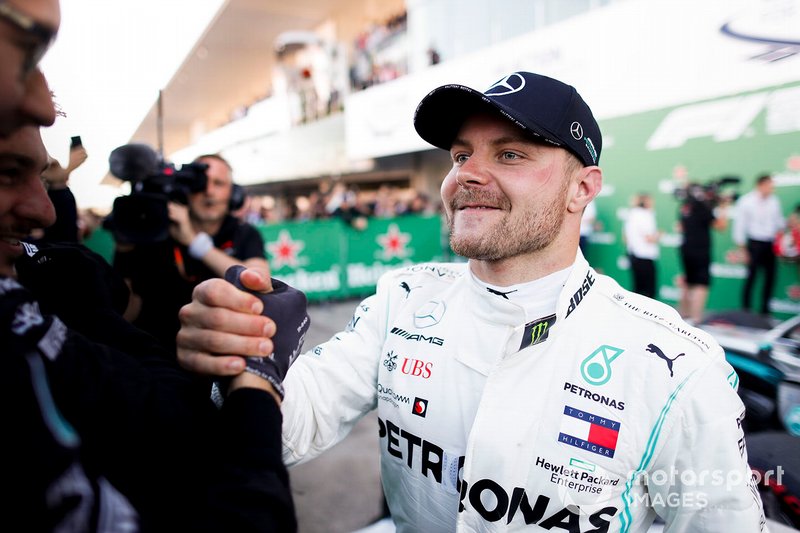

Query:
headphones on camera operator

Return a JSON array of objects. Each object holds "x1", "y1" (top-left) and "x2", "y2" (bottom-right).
[{"x1": 193, "y1": 153, "x2": 246, "y2": 213}]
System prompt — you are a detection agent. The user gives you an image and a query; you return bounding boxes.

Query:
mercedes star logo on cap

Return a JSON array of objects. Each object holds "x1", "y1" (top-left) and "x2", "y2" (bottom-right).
[
  {"x1": 570, "y1": 121, "x2": 583, "y2": 140},
  {"x1": 485, "y1": 73, "x2": 526, "y2": 96}
]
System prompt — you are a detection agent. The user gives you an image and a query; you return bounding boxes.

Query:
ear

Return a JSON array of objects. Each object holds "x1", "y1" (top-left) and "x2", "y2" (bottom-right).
[{"x1": 567, "y1": 166, "x2": 602, "y2": 214}]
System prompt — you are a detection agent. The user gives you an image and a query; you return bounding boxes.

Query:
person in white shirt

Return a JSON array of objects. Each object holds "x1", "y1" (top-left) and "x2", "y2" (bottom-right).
[
  {"x1": 732, "y1": 174, "x2": 786, "y2": 315},
  {"x1": 623, "y1": 193, "x2": 660, "y2": 298}
]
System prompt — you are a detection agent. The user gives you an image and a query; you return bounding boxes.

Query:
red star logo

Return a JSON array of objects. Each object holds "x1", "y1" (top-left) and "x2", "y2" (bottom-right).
[
  {"x1": 267, "y1": 230, "x2": 305, "y2": 269},
  {"x1": 377, "y1": 224, "x2": 411, "y2": 260},
  {"x1": 788, "y1": 285, "x2": 800, "y2": 300},
  {"x1": 672, "y1": 165, "x2": 688, "y2": 180}
]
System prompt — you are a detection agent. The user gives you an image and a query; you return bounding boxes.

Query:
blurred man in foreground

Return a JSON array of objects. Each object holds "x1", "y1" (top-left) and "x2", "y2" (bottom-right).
[{"x1": 0, "y1": 1, "x2": 296, "y2": 530}]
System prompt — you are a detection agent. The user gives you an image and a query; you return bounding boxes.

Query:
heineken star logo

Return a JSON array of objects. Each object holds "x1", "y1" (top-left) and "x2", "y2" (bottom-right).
[
  {"x1": 267, "y1": 230, "x2": 305, "y2": 269},
  {"x1": 377, "y1": 224, "x2": 411, "y2": 260}
]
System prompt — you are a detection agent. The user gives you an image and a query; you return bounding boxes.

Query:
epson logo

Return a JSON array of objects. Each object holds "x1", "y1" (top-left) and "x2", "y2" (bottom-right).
[{"x1": 390, "y1": 327, "x2": 444, "y2": 346}]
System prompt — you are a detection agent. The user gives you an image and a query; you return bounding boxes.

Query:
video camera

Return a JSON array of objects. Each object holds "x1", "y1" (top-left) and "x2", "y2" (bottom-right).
[
  {"x1": 104, "y1": 143, "x2": 208, "y2": 244},
  {"x1": 674, "y1": 175, "x2": 741, "y2": 208}
]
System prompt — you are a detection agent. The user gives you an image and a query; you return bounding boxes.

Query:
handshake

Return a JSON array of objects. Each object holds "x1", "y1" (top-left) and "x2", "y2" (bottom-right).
[{"x1": 223, "y1": 266, "x2": 311, "y2": 399}]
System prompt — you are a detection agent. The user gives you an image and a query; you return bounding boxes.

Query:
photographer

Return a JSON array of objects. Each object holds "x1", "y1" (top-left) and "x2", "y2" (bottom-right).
[
  {"x1": 676, "y1": 180, "x2": 731, "y2": 324},
  {"x1": 113, "y1": 153, "x2": 270, "y2": 351}
]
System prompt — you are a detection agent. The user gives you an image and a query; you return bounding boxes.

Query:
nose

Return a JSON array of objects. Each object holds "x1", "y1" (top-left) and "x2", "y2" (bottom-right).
[
  {"x1": 19, "y1": 69, "x2": 57, "y2": 128},
  {"x1": 16, "y1": 175, "x2": 56, "y2": 230},
  {"x1": 455, "y1": 155, "x2": 490, "y2": 188}
]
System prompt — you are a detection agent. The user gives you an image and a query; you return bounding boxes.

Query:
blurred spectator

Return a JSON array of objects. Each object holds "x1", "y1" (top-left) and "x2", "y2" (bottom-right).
[
  {"x1": 676, "y1": 183, "x2": 729, "y2": 324},
  {"x1": 38, "y1": 138, "x2": 88, "y2": 243},
  {"x1": 78, "y1": 208, "x2": 106, "y2": 240},
  {"x1": 732, "y1": 174, "x2": 785, "y2": 315},
  {"x1": 331, "y1": 187, "x2": 369, "y2": 230},
  {"x1": 624, "y1": 192, "x2": 661, "y2": 298},
  {"x1": 774, "y1": 203, "x2": 800, "y2": 261},
  {"x1": 349, "y1": 12, "x2": 408, "y2": 91},
  {"x1": 406, "y1": 191, "x2": 433, "y2": 215},
  {"x1": 428, "y1": 47, "x2": 441, "y2": 65}
]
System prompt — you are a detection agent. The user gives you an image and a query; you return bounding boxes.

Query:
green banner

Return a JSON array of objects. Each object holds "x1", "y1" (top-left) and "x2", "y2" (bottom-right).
[
  {"x1": 259, "y1": 215, "x2": 445, "y2": 301},
  {"x1": 588, "y1": 81, "x2": 800, "y2": 319}
]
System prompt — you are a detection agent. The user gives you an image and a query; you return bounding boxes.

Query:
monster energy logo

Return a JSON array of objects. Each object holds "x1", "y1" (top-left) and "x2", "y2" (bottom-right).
[{"x1": 519, "y1": 314, "x2": 557, "y2": 350}]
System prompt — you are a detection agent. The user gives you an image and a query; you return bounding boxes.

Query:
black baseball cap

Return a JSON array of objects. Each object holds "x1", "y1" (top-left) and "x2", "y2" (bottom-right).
[{"x1": 413, "y1": 71, "x2": 601, "y2": 167}]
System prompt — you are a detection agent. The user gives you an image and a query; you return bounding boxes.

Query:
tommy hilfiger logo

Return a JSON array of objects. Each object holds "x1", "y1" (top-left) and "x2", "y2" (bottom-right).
[
  {"x1": 559, "y1": 405, "x2": 620, "y2": 458},
  {"x1": 412, "y1": 397, "x2": 429, "y2": 417}
]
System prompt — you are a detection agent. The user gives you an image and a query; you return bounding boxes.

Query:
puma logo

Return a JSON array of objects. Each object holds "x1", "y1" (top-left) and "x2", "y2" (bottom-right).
[
  {"x1": 646, "y1": 343, "x2": 684, "y2": 377},
  {"x1": 399, "y1": 282, "x2": 420, "y2": 298}
]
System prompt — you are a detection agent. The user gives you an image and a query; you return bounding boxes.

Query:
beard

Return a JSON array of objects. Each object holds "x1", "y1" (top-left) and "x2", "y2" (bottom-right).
[{"x1": 446, "y1": 181, "x2": 569, "y2": 261}]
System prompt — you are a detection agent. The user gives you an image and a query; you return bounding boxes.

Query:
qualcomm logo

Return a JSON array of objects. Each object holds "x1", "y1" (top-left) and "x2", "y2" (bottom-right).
[
  {"x1": 485, "y1": 73, "x2": 525, "y2": 96},
  {"x1": 414, "y1": 299, "x2": 446, "y2": 328}
]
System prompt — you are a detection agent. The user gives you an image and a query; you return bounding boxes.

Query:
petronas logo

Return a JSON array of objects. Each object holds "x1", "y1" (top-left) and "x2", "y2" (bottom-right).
[{"x1": 580, "y1": 345, "x2": 624, "y2": 386}]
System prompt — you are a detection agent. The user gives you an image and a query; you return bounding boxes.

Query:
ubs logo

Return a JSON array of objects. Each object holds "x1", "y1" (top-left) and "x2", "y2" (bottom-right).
[
  {"x1": 485, "y1": 73, "x2": 525, "y2": 96},
  {"x1": 401, "y1": 357, "x2": 433, "y2": 379}
]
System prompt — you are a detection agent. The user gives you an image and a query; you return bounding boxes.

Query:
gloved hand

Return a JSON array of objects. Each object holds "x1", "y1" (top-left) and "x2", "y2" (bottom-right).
[{"x1": 223, "y1": 265, "x2": 310, "y2": 399}]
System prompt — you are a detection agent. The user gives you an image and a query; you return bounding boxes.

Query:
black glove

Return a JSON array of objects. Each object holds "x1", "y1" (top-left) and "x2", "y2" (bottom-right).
[{"x1": 224, "y1": 265, "x2": 310, "y2": 399}]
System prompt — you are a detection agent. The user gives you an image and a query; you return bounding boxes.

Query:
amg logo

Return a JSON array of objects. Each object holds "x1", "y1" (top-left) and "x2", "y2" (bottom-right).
[{"x1": 390, "y1": 327, "x2": 444, "y2": 346}]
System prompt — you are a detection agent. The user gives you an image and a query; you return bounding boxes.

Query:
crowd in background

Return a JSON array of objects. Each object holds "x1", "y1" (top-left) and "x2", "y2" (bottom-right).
[
  {"x1": 349, "y1": 11, "x2": 409, "y2": 91},
  {"x1": 237, "y1": 182, "x2": 440, "y2": 226}
]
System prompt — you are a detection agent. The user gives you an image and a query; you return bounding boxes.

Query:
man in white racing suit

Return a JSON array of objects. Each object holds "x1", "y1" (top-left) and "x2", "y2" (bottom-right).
[{"x1": 176, "y1": 71, "x2": 767, "y2": 532}]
